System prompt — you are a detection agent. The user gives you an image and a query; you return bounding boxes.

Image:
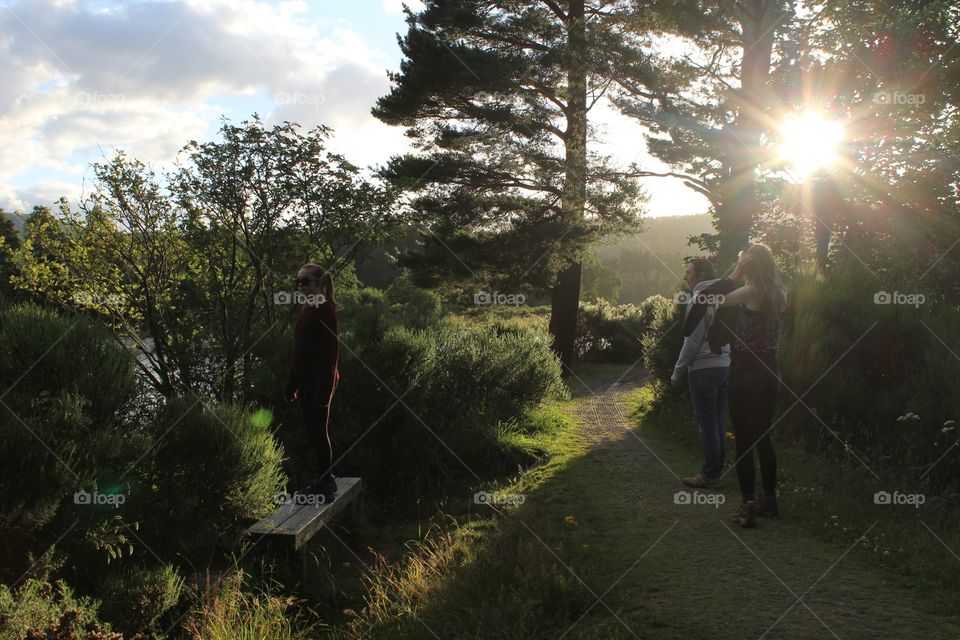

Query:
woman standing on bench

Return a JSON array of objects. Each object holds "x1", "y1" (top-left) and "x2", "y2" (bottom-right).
[{"x1": 285, "y1": 264, "x2": 340, "y2": 503}]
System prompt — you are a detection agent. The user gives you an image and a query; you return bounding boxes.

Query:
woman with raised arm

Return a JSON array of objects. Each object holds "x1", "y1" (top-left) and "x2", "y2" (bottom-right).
[{"x1": 716, "y1": 244, "x2": 787, "y2": 528}]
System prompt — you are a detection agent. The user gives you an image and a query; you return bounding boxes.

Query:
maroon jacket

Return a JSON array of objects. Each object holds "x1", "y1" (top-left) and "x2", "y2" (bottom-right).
[{"x1": 285, "y1": 301, "x2": 340, "y2": 405}]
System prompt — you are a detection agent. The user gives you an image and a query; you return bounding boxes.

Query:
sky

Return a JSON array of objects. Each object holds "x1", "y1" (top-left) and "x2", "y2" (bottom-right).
[{"x1": 0, "y1": 0, "x2": 710, "y2": 218}]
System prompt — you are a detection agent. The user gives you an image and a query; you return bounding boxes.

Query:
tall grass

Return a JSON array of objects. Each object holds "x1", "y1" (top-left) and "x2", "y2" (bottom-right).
[{"x1": 184, "y1": 570, "x2": 322, "y2": 640}]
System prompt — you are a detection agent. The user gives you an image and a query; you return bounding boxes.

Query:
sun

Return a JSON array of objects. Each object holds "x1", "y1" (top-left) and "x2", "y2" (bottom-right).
[{"x1": 777, "y1": 113, "x2": 845, "y2": 180}]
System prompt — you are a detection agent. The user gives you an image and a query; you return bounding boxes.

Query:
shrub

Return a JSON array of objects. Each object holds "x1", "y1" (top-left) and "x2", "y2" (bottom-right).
[
  {"x1": 778, "y1": 271, "x2": 960, "y2": 491},
  {"x1": 385, "y1": 272, "x2": 441, "y2": 330},
  {"x1": 327, "y1": 321, "x2": 566, "y2": 505},
  {"x1": 0, "y1": 578, "x2": 122, "y2": 640},
  {"x1": 0, "y1": 303, "x2": 145, "y2": 585},
  {"x1": 132, "y1": 398, "x2": 286, "y2": 557},
  {"x1": 640, "y1": 295, "x2": 684, "y2": 385},
  {"x1": 575, "y1": 297, "x2": 663, "y2": 363},
  {"x1": 96, "y1": 565, "x2": 184, "y2": 635}
]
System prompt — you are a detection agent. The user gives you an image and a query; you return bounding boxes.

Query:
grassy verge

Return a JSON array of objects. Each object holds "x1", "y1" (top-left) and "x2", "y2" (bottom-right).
[
  {"x1": 628, "y1": 382, "x2": 960, "y2": 611},
  {"x1": 326, "y1": 400, "x2": 597, "y2": 640}
]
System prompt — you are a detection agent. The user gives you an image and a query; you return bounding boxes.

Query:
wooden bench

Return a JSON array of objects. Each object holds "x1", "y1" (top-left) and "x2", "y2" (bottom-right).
[{"x1": 246, "y1": 477, "x2": 363, "y2": 550}]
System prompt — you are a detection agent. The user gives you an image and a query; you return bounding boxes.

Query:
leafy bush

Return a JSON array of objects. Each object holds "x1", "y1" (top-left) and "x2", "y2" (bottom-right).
[
  {"x1": 96, "y1": 565, "x2": 184, "y2": 635},
  {"x1": 326, "y1": 321, "x2": 567, "y2": 505},
  {"x1": 0, "y1": 303, "x2": 145, "y2": 585},
  {"x1": 0, "y1": 578, "x2": 124, "y2": 640},
  {"x1": 778, "y1": 270, "x2": 960, "y2": 491},
  {"x1": 575, "y1": 296, "x2": 665, "y2": 363},
  {"x1": 132, "y1": 398, "x2": 286, "y2": 557},
  {"x1": 640, "y1": 295, "x2": 684, "y2": 385},
  {"x1": 385, "y1": 272, "x2": 441, "y2": 330}
]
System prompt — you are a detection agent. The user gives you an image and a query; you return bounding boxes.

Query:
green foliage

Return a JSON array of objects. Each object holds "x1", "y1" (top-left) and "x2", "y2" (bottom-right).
[
  {"x1": 385, "y1": 271, "x2": 441, "y2": 329},
  {"x1": 133, "y1": 398, "x2": 286, "y2": 557},
  {"x1": 323, "y1": 318, "x2": 567, "y2": 505},
  {"x1": 96, "y1": 565, "x2": 184, "y2": 635},
  {"x1": 0, "y1": 208, "x2": 21, "y2": 299},
  {"x1": 575, "y1": 298, "x2": 664, "y2": 363},
  {"x1": 184, "y1": 571, "x2": 319, "y2": 640},
  {"x1": 9, "y1": 118, "x2": 399, "y2": 403},
  {"x1": 0, "y1": 578, "x2": 115, "y2": 640},
  {"x1": 778, "y1": 271, "x2": 960, "y2": 491},
  {"x1": 0, "y1": 302, "x2": 144, "y2": 584},
  {"x1": 579, "y1": 252, "x2": 621, "y2": 303},
  {"x1": 640, "y1": 295, "x2": 685, "y2": 386},
  {"x1": 374, "y1": 1, "x2": 648, "y2": 297}
]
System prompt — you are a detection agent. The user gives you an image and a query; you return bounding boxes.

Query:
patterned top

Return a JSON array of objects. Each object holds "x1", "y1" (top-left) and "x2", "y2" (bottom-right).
[{"x1": 731, "y1": 307, "x2": 782, "y2": 356}]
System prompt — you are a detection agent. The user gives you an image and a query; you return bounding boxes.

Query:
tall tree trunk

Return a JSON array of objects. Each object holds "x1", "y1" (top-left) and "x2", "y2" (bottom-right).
[
  {"x1": 549, "y1": 0, "x2": 588, "y2": 372},
  {"x1": 716, "y1": 0, "x2": 779, "y2": 272}
]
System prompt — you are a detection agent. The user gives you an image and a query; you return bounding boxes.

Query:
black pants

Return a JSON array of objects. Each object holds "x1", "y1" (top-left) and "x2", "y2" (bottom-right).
[
  {"x1": 728, "y1": 353, "x2": 780, "y2": 499},
  {"x1": 299, "y1": 392, "x2": 333, "y2": 480}
]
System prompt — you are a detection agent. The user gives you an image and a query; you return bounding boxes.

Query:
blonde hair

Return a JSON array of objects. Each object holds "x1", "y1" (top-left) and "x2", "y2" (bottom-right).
[
  {"x1": 300, "y1": 263, "x2": 336, "y2": 306},
  {"x1": 739, "y1": 244, "x2": 786, "y2": 318}
]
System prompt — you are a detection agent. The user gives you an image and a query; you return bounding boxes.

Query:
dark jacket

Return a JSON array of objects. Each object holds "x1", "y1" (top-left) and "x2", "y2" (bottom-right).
[
  {"x1": 285, "y1": 301, "x2": 340, "y2": 405},
  {"x1": 682, "y1": 278, "x2": 740, "y2": 355}
]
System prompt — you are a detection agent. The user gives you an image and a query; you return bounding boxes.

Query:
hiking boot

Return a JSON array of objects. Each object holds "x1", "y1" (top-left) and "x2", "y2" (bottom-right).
[
  {"x1": 757, "y1": 490, "x2": 779, "y2": 517},
  {"x1": 304, "y1": 476, "x2": 337, "y2": 505},
  {"x1": 733, "y1": 501, "x2": 757, "y2": 528},
  {"x1": 682, "y1": 473, "x2": 721, "y2": 489},
  {"x1": 316, "y1": 476, "x2": 338, "y2": 503}
]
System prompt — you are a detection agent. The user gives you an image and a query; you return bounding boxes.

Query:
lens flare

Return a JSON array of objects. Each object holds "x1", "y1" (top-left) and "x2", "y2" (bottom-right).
[{"x1": 777, "y1": 113, "x2": 845, "y2": 180}]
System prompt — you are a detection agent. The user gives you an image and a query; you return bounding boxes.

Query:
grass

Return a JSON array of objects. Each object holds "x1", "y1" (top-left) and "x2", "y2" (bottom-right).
[
  {"x1": 182, "y1": 570, "x2": 322, "y2": 640},
  {"x1": 317, "y1": 366, "x2": 960, "y2": 639},
  {"x1": 631, "y1": 382, "x2": 960, "y2": 609},
  {"x1": 327, "y1": 400, "x2": 591, "y2": 640}
]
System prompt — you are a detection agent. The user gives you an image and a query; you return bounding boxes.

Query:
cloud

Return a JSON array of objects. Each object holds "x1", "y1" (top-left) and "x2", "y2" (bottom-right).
[
  {"x1": 0, "y1": 0, "x2": 413, "y2": 206},
  {"x1": 0, "y1": 181, "x2": 82, "y2": 213},
  {"x1": 382, "y1": 0, "x2": 425, "y2": 15}
]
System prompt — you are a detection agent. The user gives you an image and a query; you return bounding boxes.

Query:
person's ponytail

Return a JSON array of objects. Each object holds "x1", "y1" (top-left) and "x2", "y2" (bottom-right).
[{"x1": 321, "y1": 271, "x2": 337, "y2": 308}]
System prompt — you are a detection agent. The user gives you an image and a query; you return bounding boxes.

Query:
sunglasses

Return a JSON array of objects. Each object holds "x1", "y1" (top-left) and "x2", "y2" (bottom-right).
[{"x1": 294, "y1": 277, "x2": 318, "y2": 287}]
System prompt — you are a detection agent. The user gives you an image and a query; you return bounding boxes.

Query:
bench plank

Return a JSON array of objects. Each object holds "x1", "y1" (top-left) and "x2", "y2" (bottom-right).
[
  {"x1": 246, "y1": 498, "x2": 304, "y2": 535},
  {"x1": 245, "y1": 477, "x2": 363, "y2": 549}
]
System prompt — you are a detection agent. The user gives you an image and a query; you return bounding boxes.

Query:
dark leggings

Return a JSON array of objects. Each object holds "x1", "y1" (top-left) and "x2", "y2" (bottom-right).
[
  {"x1": 299, "y1": 392, "x2": 333, "y2": 479},
  {"x1": 728, "y1": 354, "x2": 780, "y2": 499}
]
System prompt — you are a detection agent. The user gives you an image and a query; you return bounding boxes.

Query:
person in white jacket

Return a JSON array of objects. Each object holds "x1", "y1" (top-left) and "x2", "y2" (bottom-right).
[{"x1": 671, "y1": 258, "x2": 730, "y2": 488}]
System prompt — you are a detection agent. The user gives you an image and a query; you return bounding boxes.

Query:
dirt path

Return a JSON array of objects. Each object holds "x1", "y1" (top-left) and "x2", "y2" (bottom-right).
[{"x1": 559, "y1": 364, "x2": 960, "y2": 640}]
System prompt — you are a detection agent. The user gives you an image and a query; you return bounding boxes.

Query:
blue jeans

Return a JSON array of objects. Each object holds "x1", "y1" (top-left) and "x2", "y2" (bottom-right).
[{"x1": 688, "y1": 366, "x2": 729, "y2": 478}]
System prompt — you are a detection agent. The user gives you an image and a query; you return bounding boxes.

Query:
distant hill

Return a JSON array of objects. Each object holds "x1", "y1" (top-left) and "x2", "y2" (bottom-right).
[{"x1": 594, "y1": 213, "x2": 714, "y2": 304}]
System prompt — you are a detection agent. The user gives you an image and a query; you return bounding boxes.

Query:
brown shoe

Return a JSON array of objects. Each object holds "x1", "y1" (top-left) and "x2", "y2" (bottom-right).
[
  {"x1": 733, "y1": 501, "x2": 757, "y2": 528},
  {"x1": 682, "y1": 473, "x2": 721, "y2": 489},
  {"x1": 757, "y1": 489, "x2": 779, "y2": 517}
]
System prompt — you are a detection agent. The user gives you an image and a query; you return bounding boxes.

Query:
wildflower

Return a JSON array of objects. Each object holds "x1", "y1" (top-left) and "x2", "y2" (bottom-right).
[
  {"x1": 564, "y1": 515, "x2": 577, "y2": 526},
  {"x1": 943, "y1": 420, "x2": 956, "y2": 434}
]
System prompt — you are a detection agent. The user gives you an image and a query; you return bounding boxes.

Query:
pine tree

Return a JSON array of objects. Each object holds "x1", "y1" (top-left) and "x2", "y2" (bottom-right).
[{"x1": 374, "y1": 0, "x2": 658, "y2": 369}]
